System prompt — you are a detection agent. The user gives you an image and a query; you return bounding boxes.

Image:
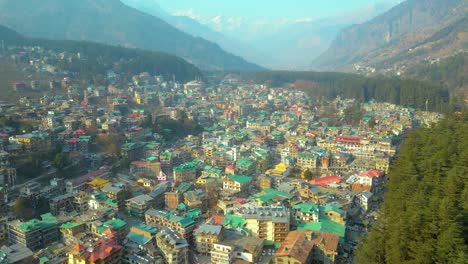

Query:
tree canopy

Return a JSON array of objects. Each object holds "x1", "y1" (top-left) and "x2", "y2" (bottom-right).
[{"x1": 356, "y1": 113, "x2": 468, "y2": 264}]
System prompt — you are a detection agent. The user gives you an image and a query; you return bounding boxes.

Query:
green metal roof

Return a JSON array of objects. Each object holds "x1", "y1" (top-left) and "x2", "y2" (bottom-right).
[
  {"x1": 176, "y1": 182, "x2": 193, "y2": 193},
  {"x1": 186, "y1": 208, "x2": 202, "y2": 219},
  {"x1": 97, "y1": 218, "x2": 127, "y2": 233},
  {"x1": 126, "y1": 231, "x2": 152, "y2": 245},
  {"x1": 298, "y1": 217, "x2": 346, "y2": 242},
  {"x1": 173, "y1": 163, "x2": 196, "y2": 172},
  {"x1": 322, "y1": 204, "x2": 346, "y2": 216},
  {"x1": 18, "y1": 213, "x2": 57, "y2": 233},
  {"x1": 59, "y1": 222, "x2": 83, "y2": 229},
  {"x1": 236, "y1": 159, "x2": 253, "y2": 168},
  {"x1": 292, "y1": 203, "x2": 319, "y2": 214},
  {"x1": 147, "y1": 156, "x2": 157, "y2": 161},
  {"x1": 227, "y1": 175, "x2": 252, "y2": 184},
  {"x1": 135, "y1": 224, "x2": 158, "y2": 235},
  {"x1": 222, "y1": 215, "x2": 245, "y2": 229},
  {"x1": 177, "y1": 203, "x2": 187, "y2": 211}
]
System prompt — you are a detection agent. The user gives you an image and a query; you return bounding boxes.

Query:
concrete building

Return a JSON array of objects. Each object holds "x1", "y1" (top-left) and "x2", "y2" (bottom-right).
[
  {"x1": 145, "y1": 209, "x2": 195, "y2": 242},
  {"x1": 68, "y1": 233, "x2": 123, "y2": 264},
  {"x1": 156, "y1": 228, "x2": 188, "y2": 264},
  {"x1": 274, "y1": 230, "x2": 339, "y2": 264},
  {"x1": 194, "y1": 224, "x2": 223, "y2": 255},
  {"x1": 223, "y1": 175, "x2": 252, "y2": 194},
  {"x1": 0, "y1": 244, "x2": 34, "y2": 264},
  {"x1": 7, "y1": 213, "x2": 59, "y2": 251},
  {"x1": 126, "y1": 194, "x2": 154, "y2": 219},
  {"x1": 243, "y1": 206, "x2": 290, "y2": 242},
  {"x1": 173, "y1": 163, "x2": 197, "y2": 183}
]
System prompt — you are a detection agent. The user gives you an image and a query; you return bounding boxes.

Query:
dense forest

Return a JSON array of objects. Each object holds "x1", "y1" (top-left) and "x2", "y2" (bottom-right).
[
  {"x1": 405, "y1": 53, "x2": 467, "y2": 92},
  {"x1": 0, "y1": 25, "x2": 202, "y2": 82},
  {"x1": 236, "y1": 71, "x2": 464, "y2": 113},
  {"x1": 356, "y1": 113, "x2": 468, "y2": 264}
]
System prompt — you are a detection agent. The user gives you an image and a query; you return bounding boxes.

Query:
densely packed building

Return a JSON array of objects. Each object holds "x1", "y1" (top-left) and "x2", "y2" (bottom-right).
[{"x1": 0, "y1": 49, "x2": 444, "y2": 263}]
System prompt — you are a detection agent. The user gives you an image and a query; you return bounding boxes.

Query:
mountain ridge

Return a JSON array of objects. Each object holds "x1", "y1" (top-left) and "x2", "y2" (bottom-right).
[
  {"x1": 0, "y1": 0, "x2": 263, "y2": 71},
  {"x1": 312, "y1": 0, "x2": 468, "y2": 73}
]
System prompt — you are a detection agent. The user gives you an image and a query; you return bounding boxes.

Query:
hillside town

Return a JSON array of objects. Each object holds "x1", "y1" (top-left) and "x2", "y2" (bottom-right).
[{"x1": 0, "y1": 46, "x2": 444, "y2": 264}]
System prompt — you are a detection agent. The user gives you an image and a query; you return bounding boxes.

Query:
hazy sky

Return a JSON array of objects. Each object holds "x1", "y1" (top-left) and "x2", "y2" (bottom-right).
[{"x1": 152, "y1": 0, "x2": 402, "y2": 20}]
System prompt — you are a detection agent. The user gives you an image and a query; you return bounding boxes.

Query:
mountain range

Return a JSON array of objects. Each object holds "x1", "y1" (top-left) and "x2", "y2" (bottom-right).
[
  {"x1": 120, "y1": 0, "x2": 271, "y2": 69},
  {"x1": 122, "y1": 0, "x2": 399, "y2": 69},
  {"x1": 0, "y1": 0, "x2": 262, "y2": 71},
  {"x1": 312, "y1": 0, "x2": 468, "y2": 73}
]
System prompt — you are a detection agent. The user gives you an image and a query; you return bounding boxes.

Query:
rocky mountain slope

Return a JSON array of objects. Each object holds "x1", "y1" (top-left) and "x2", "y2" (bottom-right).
[{"x1": 312, "y1": 0, "x2": 468, "y2": 74}]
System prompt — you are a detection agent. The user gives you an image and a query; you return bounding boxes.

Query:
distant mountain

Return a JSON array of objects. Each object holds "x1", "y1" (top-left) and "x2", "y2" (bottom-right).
[
  {"x1": 120, "y1": 0, "x2": 272, "y2": 68},
  {"x1": 0, "y1": 24, "x2": 21, "y2": 43},
  {"x1": 248, "y1": 2, "x2": 399, "y2": 70},
  {"x1": 0, "y1": 0, "x2": 262, "y2": 71},
  {"x1": 0, "y1": 24, "x2": 202, "y2": 85},
  {"x1": 123, "y1": 0, "x2": 398, "y2": 70},
  {"x1": 312, "y1": 0, "x2": 468, "y2": 72}
]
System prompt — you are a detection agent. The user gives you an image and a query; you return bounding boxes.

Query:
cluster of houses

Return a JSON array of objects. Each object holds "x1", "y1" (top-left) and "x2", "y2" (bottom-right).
[{"x1": 0, "y1": 46, "x2": 444, "y2": 264}]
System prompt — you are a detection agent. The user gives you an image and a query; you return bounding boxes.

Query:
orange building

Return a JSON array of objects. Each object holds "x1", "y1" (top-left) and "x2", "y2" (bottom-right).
[{"x1": 68, "y1": 230, "x2": 122, "y2": 264}]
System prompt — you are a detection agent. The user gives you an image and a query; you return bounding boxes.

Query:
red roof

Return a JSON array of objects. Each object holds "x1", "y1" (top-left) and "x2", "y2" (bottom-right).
[
  {"x1": 310, "y1": 175, "x2": 342, "y2": 187},
  {"x1": 68, "y1": 138, "x2": 79, "y2": 143},
  {"x1": 73, "y1": 129, "x2": 87, "y2": 135},
  {"x1": 233, "y1": 197, "x2": 247, "y2": 204},
  {"x1": 335, "y1": 136, "x2": 361, "y2": 144},
  {"x1": 208, "y1": 215, "x2": 225, "y2": 225},
  {"x1": 71, "y1": 166, "x2": 109, "y2": 186},
  {"x1": 0, "y1": 133, "x2": 9, "y2": 138},
  {"x1": 358, "y1": 170, "x2": 382, "y2": 178},
  {"x1": 131, "y1": 161, "x2": 147, "y2": 167},
  {"x1": 128, "y1": 113, "x2": 142, "y2": 118}
]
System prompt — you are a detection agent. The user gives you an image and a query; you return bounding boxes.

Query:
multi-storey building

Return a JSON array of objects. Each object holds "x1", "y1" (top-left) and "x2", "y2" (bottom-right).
[
  {"x1": 211, "y1": 243, "x2": 234, "y2": 264},
  {"x1": 7, "y1": 213, "x2": 59, "y2": 251},
  {"x1": 125, "y1": 194, "x2": 154, "y2": 219},
  {"x1": 223, "y1": 175, "x2": 252, "y2": 194},
  {"x1": 296, "y1": 153, "x2": 318, "y2": 169},
  {"x1": 243, "y1": 206, "x2": 290, "y2": 242},
  {"x1": 194, "y1": 224, "x2": 223, "y2": 255},
  {"x1": 145, "y1": 209, "x2": 195, "y2": 242},
  {"x1": 0, "y1": 244, "x2": 34, "y2": 264},
  {"x1": 173, "y1": 163, "x2": 197, "y2": 183},
  {"x1": 165, "y1": 192, "x2": 182, "y2": 210},
  {"x1": 156, "y1": 228, "x2": 189, "y2": 264},
  {"x1": 68, "y1": 234, "x2": 122, "y2": 264}
]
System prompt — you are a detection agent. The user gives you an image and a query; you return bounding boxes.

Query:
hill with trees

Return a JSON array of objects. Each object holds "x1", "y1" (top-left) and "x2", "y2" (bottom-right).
[
  {"x1": 311, "y1": 0, "x2": 467, "y2": 72},
  {"x1": 0, "y1": 0, "x2": 262, "y2": 71},
  {"x1": 0, "y1": 24, "x2": 204, "y2": 101},
  {"x1": 236, "y1": 71, "x2": 464, "y2": 113},
  {"x1": 356, "y1": 113, "x2": 468, "y2": 264}
]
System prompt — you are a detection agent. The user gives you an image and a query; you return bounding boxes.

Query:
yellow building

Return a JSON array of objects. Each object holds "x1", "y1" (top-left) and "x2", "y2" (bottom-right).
[
  {"x1": 265, "y1": 163, "x2": 288, "y2": 175},
  {"x1": 244, "y1": 206, "x2": 290, "y2": 242},
  {"x1": 194, "y1": 224, "x2": 223, "y2": 255},
  {"x1": 156, "y1": 228, "x2": 189, "y2": 264},
  {"x1": 87, "y1": 178, "x2": 110, "y2": 189},
  {"x1": 296, "y1": 153, "x2": 318, "y2": 169}
]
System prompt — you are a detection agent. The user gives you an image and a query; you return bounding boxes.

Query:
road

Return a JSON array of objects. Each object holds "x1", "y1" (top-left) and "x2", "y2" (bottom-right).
[{"x1": 11, "y1": 168, "x2": 57, "y2": 191}]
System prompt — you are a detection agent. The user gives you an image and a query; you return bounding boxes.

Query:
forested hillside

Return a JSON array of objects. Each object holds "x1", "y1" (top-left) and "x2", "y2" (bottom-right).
[
  {"x1": 356, "y1": 114, "x2": 468, "y2": 264},
  {"x1": 236, "y1": 71, "x2": 463, "y2": 113},
  {"x1": 405, "y1": 53, "x2": 467, "y2": 92},
  {"x1": 0, "y1": 0, "x2": 262, "y2": 71},
  {"x1": 0, "y1": 24, "x2": 202, "y2": 82}
]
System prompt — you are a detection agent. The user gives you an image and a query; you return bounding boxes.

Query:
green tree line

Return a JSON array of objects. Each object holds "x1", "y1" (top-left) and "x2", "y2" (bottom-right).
[
  {"x1": 356, "y1": 113, "x2": 468, "y2": 264},
  {"x1": 236, "y1": 71, "x2": 464, "y2": 113}
]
